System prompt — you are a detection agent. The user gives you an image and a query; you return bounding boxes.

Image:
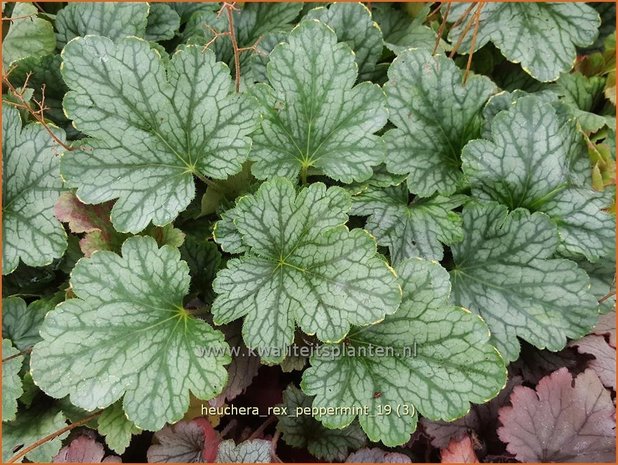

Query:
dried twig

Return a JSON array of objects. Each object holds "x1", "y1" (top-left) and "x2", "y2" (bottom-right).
[
  {"x1": 449, "y1": 3, "x2": 481, "y2": 59},
  {"x1": 463, "y1": 2, "x2": 484, "y2": 84},
  {"x1": 202, "y1": 2, "x2": 262, "y2": 92},
  {"x1": 433, "y1": 2, "x2": 451, "y2": 55},
  {"x1": 2, "y1": 70, "x2": 73, "y2": 152}
]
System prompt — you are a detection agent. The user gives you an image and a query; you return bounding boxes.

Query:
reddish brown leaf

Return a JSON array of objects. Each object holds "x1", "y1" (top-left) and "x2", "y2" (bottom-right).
[
  {"x1": 147, "y1": 418, "x2": 220, "y2": 463},
  {"x1": 570, "y1": 334, "x2": 616, "y2": 390},
  {"x1": 498, "y1": 368, "x2": 615, "y2": 462},
  {"x1": 592, "y1": 311, "x2": 616, "y2": 348},
  {"x1": 53, "y1": 435, "x2": 121, "y2": 463},
  {"x1": 440, "y1": 435, "x2": 479, "y2": 463}
]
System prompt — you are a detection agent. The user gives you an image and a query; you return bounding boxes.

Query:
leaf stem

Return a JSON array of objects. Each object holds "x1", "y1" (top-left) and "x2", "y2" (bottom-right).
[
  {"x1": 247, "y1": 414, "x2": 276, "y2": 441},
  {"x1": 6, "y1": 411, "x2": 102, "y2": 463},
  {"x1": 300, "y1": 166, "x2": 308, "y2": 186},
  {"x1": 598, "y1": 289, "x2": 616, "y2": 304},
  {"x1": 2, "y1": 347, "x2": 32, "y2": 363},
  {"x1": 194, "y1": 172, "x2": 224, "y2": 191}
]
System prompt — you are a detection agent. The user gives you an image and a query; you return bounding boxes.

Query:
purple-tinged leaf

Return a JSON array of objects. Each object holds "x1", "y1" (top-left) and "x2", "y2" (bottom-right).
[
  {"x1": 53, "y1": 435, "x2": 121, "y2": 463},
  {"x1": 147, "y1": 418, "x2": 220, "y2": 463},
  {"x1": 498, "y1": 368, "x2": 615, "y2": 462},
  {"x1": 570, "y1": 335, "x2": 616, "y2": 390}
]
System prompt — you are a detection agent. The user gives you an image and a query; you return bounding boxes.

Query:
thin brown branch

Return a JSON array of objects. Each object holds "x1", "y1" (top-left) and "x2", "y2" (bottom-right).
[
  {"x1": 223, "y1": 3, "x2": 242, "y2": 92},
  {"x1": 6, "y1": 411, "x2": 102, "y2": 463},
  {"x1": 598, "y1": 289, "x2": 616, "y2": 304},
  {"x1": 449, "y1": 3, "x2": 481, "y2": 58},
  {"x1": 2, "y1": 73, "x2": 73, "y2": 152},
  {"x1": 220, "y1": 419, "x2": 237, "y2": 438},
  {"x1": 463, "y1": 2, "x2": 484, "y2": 84},
  {"x1": 2, "y1": 347, "x2": 32, "y2": 362},
  {"x1": 433, "y1": 2, "x2": 451, "y2": 55},
  {"x1": 1, "y1": 13, "x2": 37, "y2": 21},
  {"x1": 247, "y1": 415, "x2": 276, "y2": 441}
]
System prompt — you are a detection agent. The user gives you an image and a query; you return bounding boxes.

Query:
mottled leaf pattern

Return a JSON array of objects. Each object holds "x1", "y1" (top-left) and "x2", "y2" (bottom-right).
[
  {"x1": 448, "y1": 3, "x2": 601, "y2": 81},
  {"x1": 30, "y1": 237, "x2": 230, "y2": 430},
  {"x1": 55, "y1": 2, "x2": 149, "y2": 46},
  {"x1": 277, "y1": 386, "x2": 367, "y2": 461},
  {"x1": 450, "y1": 202, "x2": 598, "y2": 362},
  {"x1": 2, "y1": 3, "x2": 55, "y2": 69},
  {"x1": 2, "y1": 339, "x2": 24, "y2": 422},
  {"x1": 213, "y1": 178, "x2": 401, "y2": 363},
  {"x1": 2, "y1": 105, "x2": 67, "y2": 275},
  {"x1": 463, "y1": 95, "x2": 615, "y2": 261},
  {"x1": 302, "y1": 259, "x2": 506, "y2": 446},
  {"x1": 60, "y1": 37, "x2": 257, "y2": 233},
  {"x1": 384, "y1": 49, "x2": 496, "y2": 197},
  {"x1": 351, "y1": 183, "x2": 465, "y2": 263},
  {"x1": 216, "y1": 439, "x2": 272, "y2": 463},
  {"x1": 249, "y1": 20, "x2": 387, "y2": 183}
]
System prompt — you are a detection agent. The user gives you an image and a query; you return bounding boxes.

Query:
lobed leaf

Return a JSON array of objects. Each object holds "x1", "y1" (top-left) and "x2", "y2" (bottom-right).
[
  {"x1": 30, "y1": 236, "x2": 230, "y2": 431},
  {"x1": 450, "y1": 202, "x2": 599, "y2": 362},
  {"x1": 447, "y1": 2, "x2": 601, "y2": 82},
  {"x1": 463, "y1": 95, "x2": 615, "y2": 262},
  {"x1": 249, "y1": 20, "x2": 387, "y2": 183},
  {"x1": 60, "y1": 36, "x2": 257, "y2": 233},
  {"x1": 383, "y1": 49, "x2": 496, "y2": 197},
  {"x1": 302, "y1": 259, "x2": 506, "y2": 446},
  {"x1": 212, "y1": 178, "x2": 401, "y2": 363},
  {"x1": 2, "y1": 105, "x2": 67, "y2": 275}
]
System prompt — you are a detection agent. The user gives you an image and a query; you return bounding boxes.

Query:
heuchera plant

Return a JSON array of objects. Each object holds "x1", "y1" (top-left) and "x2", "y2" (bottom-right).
[{"x1": 1, "y1": 1, "x2": 616, "y2": 463}]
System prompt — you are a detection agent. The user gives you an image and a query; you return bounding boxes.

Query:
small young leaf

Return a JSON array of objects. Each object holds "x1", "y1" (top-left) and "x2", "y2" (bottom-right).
[
  {"x1": 249, "y1": 20, "x2": 387, "y2": 183},
  {"x1": 450, "y1": 202, "x2": 599, "y2": 362},
  {"x1": 216, "y1": 439, "x2": 272, "y2": 463},
  {"x1": 383, "y1": 49, "x2": 496, "y2": 197},
  {"x1": 60, "y1": 37, "x2": 257, "y2": 233},
  {"x1": 302, "y1": 258, "x2": 506, "y2": 446},
  {"x1": 277, "y1": 385, "x2": 367, "y2": 461},
  {"x1": 30, "y1": 236, "x2": 230, "y2": 431},
  {"x1": 97, "y1": 402, "x2": 141, "y2": 455},
  {"x1": 212, "y1": 178, "x2": 401, "y2": 363},
  {"x1": 2, "y1": 104, "x2": 67, "y2": 275},
  {"x1": 372, "y1": 3, "x2": 440, "y2": 55},
  {"x1": 147, "y1": 418, "x2": 219, "y2": 463},
  {"x1": 55, "y1": 2, "x2": 149, "y2": 46},
  {"x1": 2, "y1": 3, "x2": 55, "y2": 69},
  {"x1": 462, "y1": 95, "x2": 615, "y2": 261},
  {"x1": 448, "y1": 3, "x2": 601, "y2": 82},
  {"x1": 351, "y1": 183, "x2": 466, "y2": 263},
  {"x1": 2, "y1": 339, "x2": 24, "y2": 422},
  {"x1": 498, "y1": 368, "x2": 616, "y2": 462},
  {"x1": 439, "y1": 435, "x2": 479, "y2": 463}
]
